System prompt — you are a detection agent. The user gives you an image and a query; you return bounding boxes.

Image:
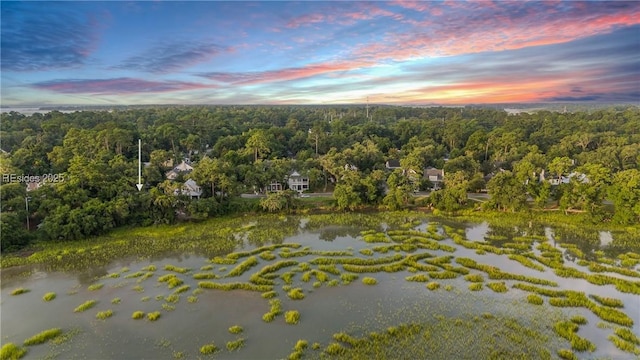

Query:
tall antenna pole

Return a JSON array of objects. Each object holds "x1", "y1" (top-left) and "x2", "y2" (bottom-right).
[{"x1": 366, "y1": 97, "x2": 369, "y2": 120}]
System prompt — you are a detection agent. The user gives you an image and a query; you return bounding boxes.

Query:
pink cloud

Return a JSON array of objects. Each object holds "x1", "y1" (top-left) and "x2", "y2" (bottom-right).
[
  {"x1": 352, "y1": 2, "x2": 640, "y2": 62},
  {"x1": 202, "y1": 60, "x2": 374, "y2": 85}
]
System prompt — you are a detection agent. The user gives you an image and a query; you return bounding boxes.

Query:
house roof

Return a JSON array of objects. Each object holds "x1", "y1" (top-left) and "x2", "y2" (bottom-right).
[
  {"x1": 386, "y1": 159, "x2": 401, "y2": 168},
  {"x1": 173, "y1": 160, "x2": 193, "y2": 172}
]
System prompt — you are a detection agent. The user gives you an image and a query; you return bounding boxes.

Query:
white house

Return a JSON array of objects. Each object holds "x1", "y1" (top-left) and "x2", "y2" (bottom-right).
[
  {"x1": 288, "y1": 171, "x2": 309, "y2": 193},
  {"x1": 424, "y1": 167, "x2": 444, "y2": 190},
  {"x1": 175, "y1": 179, "x2": 202, "y2": 199}
]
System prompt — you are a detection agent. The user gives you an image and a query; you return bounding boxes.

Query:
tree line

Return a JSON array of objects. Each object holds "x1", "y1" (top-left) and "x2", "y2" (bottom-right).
[{"x1": 1, "y1": 105, "x2": 639, "y2": 250}]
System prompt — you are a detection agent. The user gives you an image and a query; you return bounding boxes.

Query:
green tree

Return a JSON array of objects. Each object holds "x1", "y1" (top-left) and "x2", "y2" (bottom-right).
[
  {"x1": 486, "y1": 171, "x2": 527, "y2": 212},
  {"x1": 609, "y1": 169, "x2": 640, "y2": 224}
]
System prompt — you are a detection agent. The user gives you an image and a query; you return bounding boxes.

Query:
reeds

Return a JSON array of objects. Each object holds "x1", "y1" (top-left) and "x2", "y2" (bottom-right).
[
  {"x1": 362, "y1": 277, "x2": 377, "y2": 285},
  {"x1": 464, "y1": 274, "x2": 484, "y2": 283},
  {"x1": 198, "y1": 281, "x2": 272, "y2": 292},
  {"x1": 227, "y1": 256, "x2": 259, "y2": 277},
  {"x1": 589, "y1": 294, "x2": 624, "y2": 308},
  {"x1": 199, "y1": 343, "x2": 218, "y2": 355},
  {"x1": 608, "y1": 335, "x2": 640, "y2": 355},
  {"x1": 23, "y1": 328, "x2": 62, "y2": 346},
  {"x1": 164, "y1": 264, "x2": 189, "y2": 274},
  {"x1": 405, "y1": 274, "x2": 429, "y2": 282},
  {"x1": 526, "y1": 294, "x2": 543, "y2": 305},
  {"x1": 263, "y1": 299, "x2": 282, "y2": 322},
  {"x1": 486, "y1": 282, "x2": 508, "y2": 293},
  {"x1": 42, "y1": 292, "x2": 56, "y2": 302},
  {"x1": 74, "y1": 300, "x2": 97, "y2": 312},
  {"x1": 570, "y1": 315, "x2": 587, "y2": 325},
  {"x1": 468, "y1": 283, "x2": 483, "y2": 291},
  {"x1": 261, "y1": 290, "x2": 277, "y2": 299},
  {"x1": 132, "y1": 311, "x2": 144, "y2": 319},
  {"x1": 553, "y1": 320, "x2": 596, "y2": 352},
  {"x1": 426, "y1": 282, "x2": 440, "y2": 290},
  {"x1": 147, "y1": 311, "x2": 161, "y2": 321},
  {"x1": 96, "y1": 310, "x2": 113, "y2": 320},
  {"x1": 87, "y1": 283, "x2": 104, "y2": 291},
  {"x1": 0, "y1": 343, "x2": 26, "y2": 360},
  {"x1": 285, "y1": 310, "x2": 300, "y2": 324},
  {"x1": 10, "y1": 288, "x2": 29, "y2": 296},
  {"x1": 614, "y1": 327, "x2": 640, "y2": 345},
  {"x1": 287, "y1": 288, "x2": 305, "y2": 300},
  {"x1": 557, "y1": 349, "x2": 578, "y2": 360},
  {"x1": 226, "y1": 338, "x2": 245, "y2": 351},
  {"x1": 229, "y1": 325, "x2": 243, "y2": 334}
]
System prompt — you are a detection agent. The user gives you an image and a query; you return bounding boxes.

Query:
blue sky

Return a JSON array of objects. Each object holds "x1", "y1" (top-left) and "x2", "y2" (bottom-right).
[{"x1": 1, "y1": 1, "x2": 639, "y2": 105}]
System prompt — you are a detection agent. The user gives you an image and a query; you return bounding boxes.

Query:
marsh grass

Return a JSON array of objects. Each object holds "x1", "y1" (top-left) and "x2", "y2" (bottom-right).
[
  {"x1": 359, "y1": 248, "x2": 374, "y2": 256},
  {"x1": 132, "y1": 311, "x2": 144, "y2": 319},
  {"x1": 287, "y1": 288, "x2": 305, "y2": 300},
  {"x1": 553, "y1": 320, "x2": 596, "y2": 352},
  {"x1": 362, "y1": 277, "x2": 377, "y2": 285},
  {"x1": 527, "y1": 294, "x2": 544, "y2": 305},
  {"x1": 200, "y1": 264, "x2": 213, "y2": 271},
  {"x1": 198, "y1": 281, "x2": 272, "y2": 292},
  {"x1": 110, "y1": 297, "x2": 121, "y2": 304},
  {"x1": 405, "y1": 274, "x2": 429, "y2": 282},
  {"x1": 468, "y1": 283, "x2": 483, "y2": 291},
  {"x1": 199, "y1": 343, "x2": 218, "y2": 355},
  {"x1": 74, "y1": 300, "x2": 97, "y2": 312},
  {"x1": 464, "y1": 274, "x2": 484, "y2": 283},
  {"x1": 285, "y1": 310, "x2": 300, "y2": 325},
  {"x1": 96, "y1": 310, "x2": 113, "y2": 320},
  {"x1": 589, "y1": 294, "x2": 624, "y2": 308},
  {"x1": 193, "y1": 272, "x2": 217, "y2": 280},
  {"x1": 11, "y1": 288, "x2": 29, "y2": 296},
  {"x1": 164, "y1": 264, "x2": 189, "y2": 274},
  {"x1": 173, "y1": 285, "x2": 190, "y2": 294},
  {"x1": 557, "y1": 349, "x2": 578, "y2": 360},
  {"x1": 486, "y1": 282, "x2": 508, "y2": 293},
  {"x1": 0, "y1": 343, "x2": 26, "y2": 360},
  {"x1": 229, "y1": 325, "x2": 243, "y2": 334},
  {"x1": 42, "y1": 292, "x2": 56, "y2": 301},
  {"x1": 261, "y1": 291, "x2": 277, "y2": 299},
  {"x1": 162, "y1": 303, "x2": 175, "y2": 311},
  {"x1": 614, "y1": 327, "x2": 640, "y2": 345},
  {"x1": 570, "y1": 315, "x2": 587, "y2": 325},
  {"x1": 226, "y1": 338, "x2": 245, "y2": 351},
  {"x1": 227, "y1": 256, "x2": 259, "y2": 277},
  {"x1": 132, "y1": 285, "x2": 144, "y2": 292},
  {"x1": 608, "y1": 335, "x2": 640, "y2": 355},
  {"x1": 147, "y1": 311, "x2": 161, "y2": 321},
  {"x1": 23, "y1": 328, "x2": 62, "y2": 346},
  {"x1": 87, "y1": 283, "x2": 104, "y2": 291},
  {"x1": 426, "y1": 282, "x2": 440, "y2": 290},
  {"x1": 165, "y1": 294, "x2": 180, "y2": 303},
  {"x1": 187, "y1": 296, "x2": 198, "y2": 303}
]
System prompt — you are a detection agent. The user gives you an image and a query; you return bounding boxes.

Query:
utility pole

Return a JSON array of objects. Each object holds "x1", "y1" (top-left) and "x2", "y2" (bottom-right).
[{"x1": 25, "y1": 196, "x2": 30, "y2": 230}]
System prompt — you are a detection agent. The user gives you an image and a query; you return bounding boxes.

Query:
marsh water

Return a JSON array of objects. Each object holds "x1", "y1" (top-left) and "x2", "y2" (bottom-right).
[{"x1": 2, "y1": 214, "x2": 639, "y2": 359}]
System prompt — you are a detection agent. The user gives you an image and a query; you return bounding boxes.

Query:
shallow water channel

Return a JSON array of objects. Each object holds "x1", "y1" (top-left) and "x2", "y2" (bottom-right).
[{"x1": 2, "y1": 215, "x2": 639, "y2": 359}]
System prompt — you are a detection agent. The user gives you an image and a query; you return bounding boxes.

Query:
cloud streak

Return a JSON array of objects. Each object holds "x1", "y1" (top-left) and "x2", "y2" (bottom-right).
[
  {"x1": 114, "y1": 41, "x2": 230, "y2": 73},
  {"x1": 32, "y1": 78, "x2": 210, "y2": 95}
]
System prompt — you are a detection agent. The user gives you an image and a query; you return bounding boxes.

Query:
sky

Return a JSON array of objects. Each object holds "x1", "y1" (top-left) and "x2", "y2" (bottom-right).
[{"x1": 1, "y1": 1, "x2": 639, "y2": 106}]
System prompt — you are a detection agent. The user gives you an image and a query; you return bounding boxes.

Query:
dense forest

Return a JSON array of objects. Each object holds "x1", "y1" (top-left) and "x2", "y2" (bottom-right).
[{"x1": 1, "y1": 105, "x2": 639, "y2": 250}]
